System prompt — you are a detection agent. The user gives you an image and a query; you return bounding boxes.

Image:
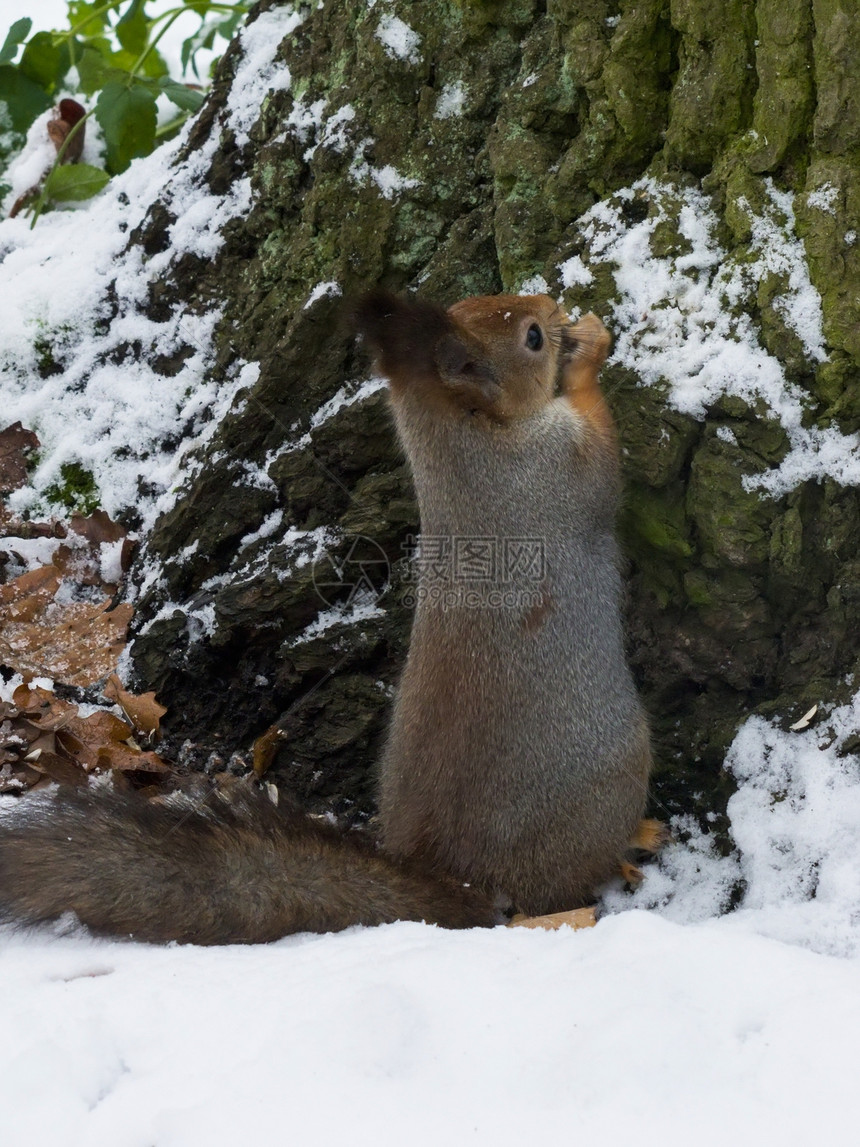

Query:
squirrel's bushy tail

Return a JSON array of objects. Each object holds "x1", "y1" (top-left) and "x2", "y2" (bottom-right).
[{"x1": 0, "y1": 787, "x2": 499, "y2": 943}]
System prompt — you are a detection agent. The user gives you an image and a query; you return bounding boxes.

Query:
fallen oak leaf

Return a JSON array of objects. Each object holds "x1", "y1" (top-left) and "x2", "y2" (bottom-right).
[
  {"x1": 11, "y1": 681, "x2": 76, "y2": 724},
  {"x1": 56, "y1": 710, "x2": 133, "y2": 771},
  {"x1": 69, "y1": 508, "x2": 127, "y2": 547},
  {"x1": 0, "y1": 566, "x2": 62, "y2": 622},
  {"x1": 0, "y1": 598, "x2": 133, "y2": 688},
  {"x1": 0, "y1": 506, "x2": 65, "y2": 539},
  {"x1": 25, "y1": 749, "x2": 87, "y2": 787},
  {"x1": 96, "y1": 742, "x2": 171, "y2": 774},
  {"x1": 51, "y1": 509, "x2": 136, "y2": 590},
  {"x1": 103, "y1": 673, "x2": 166, "y2": 739},
  {"x1": 0, "y1": 761, "x2": 43, "y2": 793}
]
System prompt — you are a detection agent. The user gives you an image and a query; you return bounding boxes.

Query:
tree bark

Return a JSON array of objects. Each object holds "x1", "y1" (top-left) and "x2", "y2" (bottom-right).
[{"x1": 123, "y1": 0, "x2": 860, "y2": 826}]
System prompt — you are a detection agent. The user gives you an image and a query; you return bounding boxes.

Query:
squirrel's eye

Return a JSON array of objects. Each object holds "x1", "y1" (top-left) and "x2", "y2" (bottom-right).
[{"x1": 525, "y1": 324, "x2": 543, "y2": 351}]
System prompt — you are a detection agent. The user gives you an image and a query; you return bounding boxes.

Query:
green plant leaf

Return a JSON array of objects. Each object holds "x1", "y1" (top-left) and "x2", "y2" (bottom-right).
[
  {"x1": 76, "y1": 45, "x2": 109, "y2": 93},
  {"x1": 44, "y1": 162, "x2": 110, "y2": 201},
  {"x1": 116, "y1": 0, "x2": 148, "y2": 56},
  {"x1": 96, "y1": 80, "x2": 157, "y2": 174},
  {"x1": 19, "y1": 31, "x2": 71, "y2": 92},
  {"x1": 159, "y1": 78, "x2": 204, "y2": 112},
  {"x1": 0, "y1": 17, "x2": 31, "y2": 66},
  {"x1": 67, "y1": 2, "x2": 113, "y2": 37},
  {"x1": 0, "y1": 63, "x2": 52, "y2": 133}
]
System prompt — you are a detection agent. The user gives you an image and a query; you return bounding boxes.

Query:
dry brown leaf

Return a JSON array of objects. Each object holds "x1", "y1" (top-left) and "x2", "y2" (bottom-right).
[
  {"x1": 252, "y1": 722, "x2": 287, "y2": 777},
  {"x1": 56, "y1": 711, "x2": 132, "y2": 770},
  {"x1": 96, "y1": 743, "x2": 171, "y2": 774},
  {"x1": 0, "y1": 566, "x2": 60, "y2": 620},
  {"x1": 0, "y1": 506, "x2": 63, "y2": 540},
  {"x1": 103, "y1": 673, "x2": 166, "y2": 738},
  {"x1": 0, "y1": 584, "x2": 133, "y2": 687},
  {"x1": 0, "y1": 761, "x2": 43, "y2": 792},
  {"x1": 0, "y1": 423, "x2": 39, "y2": 494},
  {"x1": 11, "y1": 682, "x2": 77, "y2": 727},
  {"x1": 26, "y1": 750, "x2": 87, "y2": 787},
  {"x1": 49, "y1": 512, "x2": 136, "y2": 592},
  {"x1": 47, "y1": 99, "x2": 86, "y2": 164},
  {"x1": 69, "y1": 509, "x2": 126, "y2": 548}
]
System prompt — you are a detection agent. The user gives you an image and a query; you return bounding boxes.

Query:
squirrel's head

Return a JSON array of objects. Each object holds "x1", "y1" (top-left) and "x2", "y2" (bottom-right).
[{"x1": 352, "y1": 290, "x2": 601, "y2": 424}]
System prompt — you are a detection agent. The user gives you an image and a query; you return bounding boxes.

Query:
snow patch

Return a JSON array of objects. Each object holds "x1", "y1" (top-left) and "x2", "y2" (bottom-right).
[
  {"x1": 563, "y1": 176, "x2": 860, "y2": 494},
  {"x1": 350, "y1": 139, "x2": 419, "y2": 200},
  {"x1": 606, "y1": 687, "x2": 860, "y2": 958},
  {"x1": 227, "y1": 5, "x2": 305, "y2": 148},
  {"x1": 434, "y1": 82, "x2": 466, "y2": 119},
  {"x1": 558, "y1": 254, "x2": 593, "y2": 289},
  {"x1": 375, "y1": 13, "x2": 422, "y2": 64},
  {"x1": 309, "y1": 375, "x2": 387, "y2": 429},
  {"x1": 289, "y1": 590, "x2": 385, "y2": 644},
  {"x1": 304, "y1": 281, "x2": 342, "y2": 309},
  {"x1": 519, "y1": 274, "x2": 550, "y2": 296},
  {"x1": 807, "y1": 182, "x2": 839, "y2": 214}
]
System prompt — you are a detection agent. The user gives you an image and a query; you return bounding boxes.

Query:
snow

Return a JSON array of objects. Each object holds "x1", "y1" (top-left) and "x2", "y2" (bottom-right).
[
  {"x1": 350, "y1": 139, "x2": 419, "y2": 199},
  {"x1": 289, "y1": 589, "x2": 386, "y2": 643},
  {"x1": 519, "y1": 273, "x2": 550, "y2": 295},
  {"x1": 5, "y1": 683, "x2": 860, "y2": 1141},
  {"x1": 562, "y1": 175, "x2": 860, "y2": 494},
  {"x1": 2, "y1": 907, "x2": 860, "y2": 1145},
  {"x1": 0, "y1": 9, "x2": 300, "y2": 534},
  {"x1": 225, "y1": 6, "x2": 305, "y2": 148},
  {"x1": 375, "y1": 13, "x2": 422, "y2": 65},
  {"x1": 434, "y1": 81, "x2": 466, "y2": 119},
  {"x1": 603, "y1": 693, "x2": 860, "y2": 959},
  {"x1": 558, "y1": 252, "x2": 593, "y2": 288},
  {"x1": 309, "y1": 374, "x2": 387, "y2": 428},
  {"x1": 303, "y1": 280, "x2": 342, "y2": 309},
  {"x1": 807, "y1": 182, "x2": 839, "y2": 214}
]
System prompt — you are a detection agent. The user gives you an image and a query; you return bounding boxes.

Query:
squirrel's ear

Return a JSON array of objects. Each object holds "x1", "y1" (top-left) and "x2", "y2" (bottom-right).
[{"x1": 350, "y1": 289, "x2": 454, "y2": 386}]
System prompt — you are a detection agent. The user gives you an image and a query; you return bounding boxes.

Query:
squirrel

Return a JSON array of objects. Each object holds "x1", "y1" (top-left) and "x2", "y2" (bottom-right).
[{"x1": 0, "y1": 290, "x2": 653, "y2": 943}]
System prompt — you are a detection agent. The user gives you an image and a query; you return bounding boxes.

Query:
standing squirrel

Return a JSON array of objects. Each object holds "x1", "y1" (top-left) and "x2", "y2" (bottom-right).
[{"x1": 0, "y1": 291, "x2": 652, "y2": 944}]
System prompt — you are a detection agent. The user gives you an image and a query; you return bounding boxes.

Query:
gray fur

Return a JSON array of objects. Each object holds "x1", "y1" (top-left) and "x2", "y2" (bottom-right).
[{"x1": 380, "y1": 350, "x2": 651, "y2": 914}]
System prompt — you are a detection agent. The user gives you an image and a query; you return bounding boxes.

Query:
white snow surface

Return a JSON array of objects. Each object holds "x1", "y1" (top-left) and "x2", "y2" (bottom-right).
[
  {"x1": 374, "y1": 13, "x2": 422, "y2": 65},
  {"x1": 2, "y1": 904, "x2": 860, "y2": 1145},
  {"x1": 434, "y1": 80, "x2": 466, "y2": 119},
  {"x1": 227, "y1": 6, "x2": 305, "y2": 148}
]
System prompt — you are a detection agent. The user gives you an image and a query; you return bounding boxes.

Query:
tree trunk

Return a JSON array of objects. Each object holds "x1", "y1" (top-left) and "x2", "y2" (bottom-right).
[{"x1": 121, "y1": 0, "x2": 860, "y2": 826}]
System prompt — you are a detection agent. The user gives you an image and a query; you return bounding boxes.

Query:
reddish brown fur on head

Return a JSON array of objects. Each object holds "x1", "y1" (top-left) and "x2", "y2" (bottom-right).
[{"x1": 352, "y1": 289, "x2": 609, "y2": 425}]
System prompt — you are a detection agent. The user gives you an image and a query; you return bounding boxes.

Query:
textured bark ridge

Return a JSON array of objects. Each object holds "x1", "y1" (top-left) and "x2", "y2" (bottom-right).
[{"x1": 124, "y1": 0, "x2": 860, "y2": 826}]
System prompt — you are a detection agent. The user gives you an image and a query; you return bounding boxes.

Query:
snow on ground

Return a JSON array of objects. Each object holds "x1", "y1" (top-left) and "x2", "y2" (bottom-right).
[{"x1": 2, "y1": 908, "x2": 860, "y2": 1146}]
